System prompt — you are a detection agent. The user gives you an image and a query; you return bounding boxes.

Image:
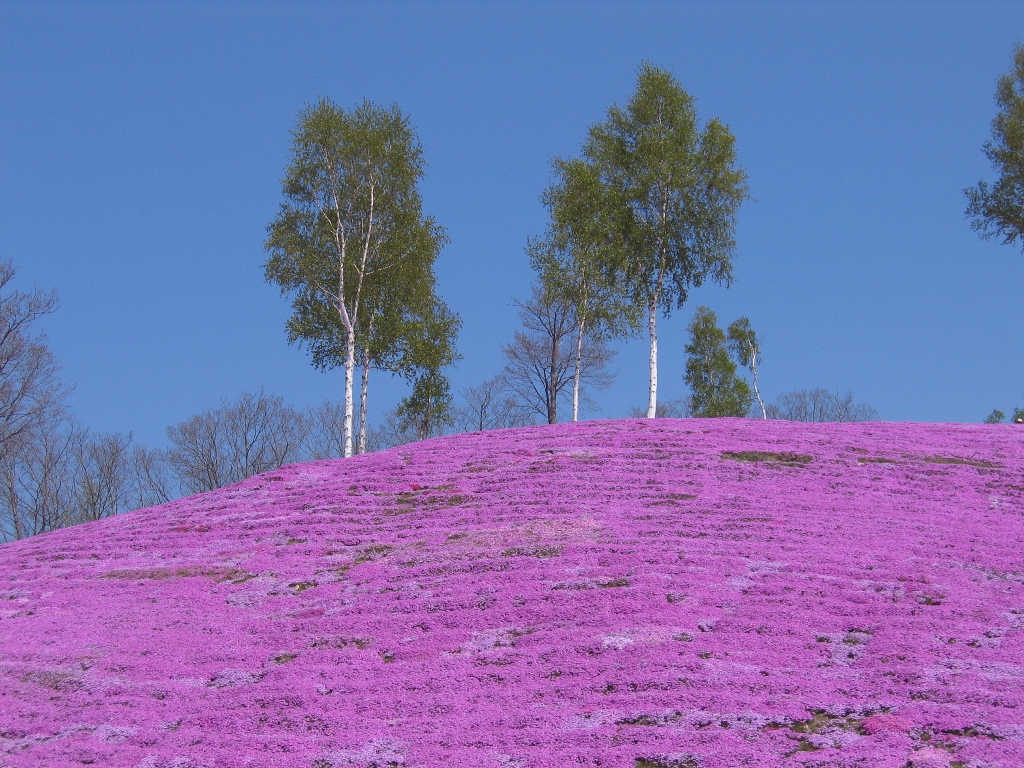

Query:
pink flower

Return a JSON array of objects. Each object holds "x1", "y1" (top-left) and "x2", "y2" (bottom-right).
[{"x1": 861, "y1": 714, "x2": 914, "y2": 735}]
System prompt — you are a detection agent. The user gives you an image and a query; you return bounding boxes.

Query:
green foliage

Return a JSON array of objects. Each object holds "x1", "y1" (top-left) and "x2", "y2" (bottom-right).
[
  {"x1": 536, "y1": 159, "x2": 641, "y2": 341},
  {"x1": 570, "y1": 63, "x2": 748, "y2": 313},
  {"x1": 726, "y1": 317, "x2": 758, "y2": 368},
  {"x1": 726, "y1": 316, "x2": 765, "y2": 418},
  {"x1": 984, "y1": 409, "x2": 1006, "y2": 424},
  {"x1": 966, "y1": 44, "x2": 1024, "y2": 250},
  {"x1": 264, "y1": 98, "x2": 445, "y2": 367},
  {"x1": 393, "y1": 298, "x2": 460, "y2": 442},
  {"x1": 396, "y1": 371, "x2": 453, "y2": 442},
  {"x1": 684, "y1": 306, "x2": 752, "y2": 418},
  {"x1": 983, "y1": 407, "x2": 1024, "y2": 423}
]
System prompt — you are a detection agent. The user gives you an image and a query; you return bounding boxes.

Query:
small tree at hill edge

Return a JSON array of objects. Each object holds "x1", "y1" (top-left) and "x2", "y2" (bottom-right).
[{"x1": 684, "y1": 306, "x2": 752, "y2": 418}]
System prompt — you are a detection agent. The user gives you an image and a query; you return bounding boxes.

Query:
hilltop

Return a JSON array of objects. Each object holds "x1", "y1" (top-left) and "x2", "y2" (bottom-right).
[{"x1": 1, "y1": 419, "x2": 1022, "y2": 768}]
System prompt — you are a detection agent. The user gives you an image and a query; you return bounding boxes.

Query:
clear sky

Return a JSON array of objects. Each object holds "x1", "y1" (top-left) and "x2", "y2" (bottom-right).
[{"x1": 1, "y1": 1, "x2": 1022, "y2": 448}]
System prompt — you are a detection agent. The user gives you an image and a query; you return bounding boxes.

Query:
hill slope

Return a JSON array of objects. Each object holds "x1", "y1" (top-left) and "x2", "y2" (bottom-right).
[{"x1": 1, "y1": 419, "x2": 1023, "y2": 768}]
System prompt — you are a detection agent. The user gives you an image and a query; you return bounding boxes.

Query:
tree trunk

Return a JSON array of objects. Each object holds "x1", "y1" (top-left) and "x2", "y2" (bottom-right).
[
  {"x1": 343, "y1": 330, "x2": 356, "y2": 458},
  {"x1": 572, "y1": 318, "x2": 585, "y2": 422},
  {"x1": 549, "y1": 327, "x2": 559, "y2": 425},
  {"x1": 750, "y1": 352, "x2": 767, "y2": 419},
  {"x1": 357, "y1": 346, "x2": 370, "y2": 453},
  {"x1": 646, "y1": 296, "x2": 658, "y2": 418}
]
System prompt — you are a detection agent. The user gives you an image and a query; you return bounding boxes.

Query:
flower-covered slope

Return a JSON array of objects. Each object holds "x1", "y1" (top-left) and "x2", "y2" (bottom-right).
[{"x1": 1, "y1": 418, "x2": 1023, "y2": 768}]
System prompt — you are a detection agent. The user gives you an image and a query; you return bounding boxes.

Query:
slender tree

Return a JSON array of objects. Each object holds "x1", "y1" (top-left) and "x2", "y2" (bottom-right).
[
  {"x1": 726, "y1": 317, "x2": 766, "y2": 418},
  {"x1": 537, "y1": 163, "x2": 641, "y2": 422},
  {"x1": 966, "y1": 44, "x2": 1024, "y2": 250},
  {"x1": 353, "y1": 245, "x2": 454, "y2": 453},
  {"x1": 553, "y1": 64, "x2": 747, "y2": 418},
  {"x1": 392, "y1": 297, "x2": 461, "y2": 442},
  {"x1": 265, "y1": 98, "x2": 447, "y2": 457},
  {"x1": 684, "y1": 306, "x2": 752, "y2": 418}
]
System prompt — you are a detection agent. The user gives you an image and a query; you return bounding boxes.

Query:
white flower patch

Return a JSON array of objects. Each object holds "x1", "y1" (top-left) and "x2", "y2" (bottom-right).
[
  {"x1": 317, "y1": 739, "x2": 406, "y2": 767},
  {"x1": 93, "y1": 724, "x2": 135, "y2": 744},
  {"x1": 602, "y1": 633, "x2": 634, "y2": 650}
]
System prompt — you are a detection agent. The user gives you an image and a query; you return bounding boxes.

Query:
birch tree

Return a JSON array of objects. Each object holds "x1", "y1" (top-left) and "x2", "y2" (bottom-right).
[
  {"x1": 557, "y1": 64, "x2": 747, "y2": 417},
  {"x1": 352, "y1": 237, "x2": 451, "y2": 453},
  {"x1": 726, "y1": 317, "x2": 766, "y2": 418},
  {"x1": 965, "y1": 44, "x2": 1024, "y2": 250},
  {"x1": 265, "y1": 99, "x2": 447, "y2": 457},
  {"x1": 532, "y1": 163, "x2": 641, "y2": 420}
]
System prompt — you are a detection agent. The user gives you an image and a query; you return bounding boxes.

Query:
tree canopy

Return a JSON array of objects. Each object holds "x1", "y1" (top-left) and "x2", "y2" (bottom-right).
[
  {"x1": 965, "y1": 44, "x2": 1024, "y2": 250},
  {"x1": 684, "y1": 306, "x2": 753, "y2": 418}
]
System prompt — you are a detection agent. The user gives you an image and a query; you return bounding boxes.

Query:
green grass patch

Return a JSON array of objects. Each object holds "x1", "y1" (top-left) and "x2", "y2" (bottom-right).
[
  {"x1": 502, "y1": 545, "x2": 562, "y2": 558},
  {"x1": 722, "y1": 451, "x2": 812, "y2": 466},
  {"x1": 102, "y1": 566, "x2": 256, "y2": 584},
  {"x1": 924, "y1": 455, "x2": 1001, "y2": 469}
]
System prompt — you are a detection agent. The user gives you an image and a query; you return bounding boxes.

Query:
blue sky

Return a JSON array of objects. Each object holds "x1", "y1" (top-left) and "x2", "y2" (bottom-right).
[{"x1": 1, "y1": 1, "x2": 1022, "y2": 447}]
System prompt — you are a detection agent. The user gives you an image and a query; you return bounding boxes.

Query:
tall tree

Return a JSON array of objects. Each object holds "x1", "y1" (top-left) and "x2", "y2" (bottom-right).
[
  {"x1": 966, "y1": 44, "x2": 1024, "y2": 250},
  {"x1": 553, "y1": 64, "x2": 747, "y2": 418},
  {"x1": 684, "y1": 306, "x2": 752, "y2": 418},
  {"x1": 265, "y1": 98, "x2": 447, "y2": 457},
  {"x1": 726, "y1": 317, "x2": 766, "y2": 418},
  {"x1": 353, "y1": 255, "x2": 456, "y2": 454}
]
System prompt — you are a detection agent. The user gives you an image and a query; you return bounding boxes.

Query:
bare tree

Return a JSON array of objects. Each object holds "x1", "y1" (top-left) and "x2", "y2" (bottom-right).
[
  {"x1": 765, "y1": 389, "x2": 878, "y2": 422},
  {"x1": 130, "y1": 444, "x2": 175, "y2": 508},
  {"x1": 303, "y1": 400, "x2": 347, "y2": 460},
  {"x1": 71, "y1": 431, "x2": 136, "y2": 523},
  {"x1": 0, "y1": 263, "x2": 183, "y2": 538},
  {"x1": 627, "y1": 398, "x2": 689, "y2": 418},
  {"x1": 367, "y1": 407, "x2": 420, "y2": 450},
  {"x1": 503, "y1": 287, "x2": 615, "y2": 424},
  {"x1": 166, "y1": 391, "x2": 306, "y2": 494},
  {"x1": 0, "y1": 262, "x2": 69, "y2": 463},
  {"x1": 0, "y1": 424, "x2": 76, "y2": 541},
  {"x1": 451, "y1": 375, "x2": 534, "y2": 433}
]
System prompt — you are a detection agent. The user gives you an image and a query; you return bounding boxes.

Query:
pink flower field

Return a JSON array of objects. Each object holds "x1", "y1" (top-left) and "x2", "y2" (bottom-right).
[{"x1": 1, "y1": 418, "x2": 1023, "y2": 768}]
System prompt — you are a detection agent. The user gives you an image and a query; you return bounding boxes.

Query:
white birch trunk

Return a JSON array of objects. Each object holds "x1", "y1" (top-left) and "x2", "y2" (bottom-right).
[
  {"x1": 646, "y1": 297, "x2": 658, "y2": 418},
  {"x1": 750, "y1": 352, "x2": 767, "y2": 419},
  {"x1": 343, "y1": 331, "x2": 356, "y2": 458},
  {"x1": 358, "y1": 347, "x2": 370, "y2": 453},
  {"x1": 572, "y1": 318, "x2": 585, "y2": 422}
]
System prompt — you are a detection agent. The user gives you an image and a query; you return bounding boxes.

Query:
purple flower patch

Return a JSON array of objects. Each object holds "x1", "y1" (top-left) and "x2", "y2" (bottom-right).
[{"x1": 0, "y1": 418, "x2": 1022, "y2": 767}]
